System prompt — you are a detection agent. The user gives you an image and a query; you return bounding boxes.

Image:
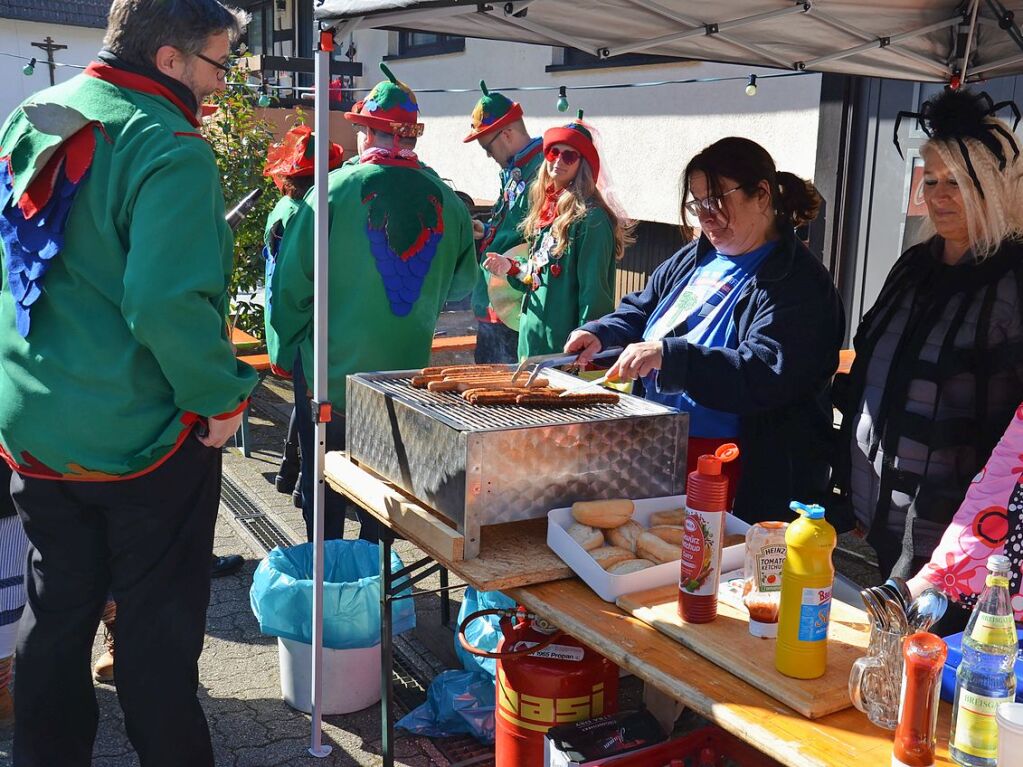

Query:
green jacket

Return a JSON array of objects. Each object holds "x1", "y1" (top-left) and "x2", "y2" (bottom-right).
[
  {"x1": 0, "y1": 67, "x2": 257, "y2": 479},
  {"x1": 267, "y1": 154, "x2": 477, "y2": 408},
  {"x1": 472, "y1": 138, "x2": 544, "y2": 322},
  {"x1": 513, "y1": 206, "x2": 617, "y2": 358}
]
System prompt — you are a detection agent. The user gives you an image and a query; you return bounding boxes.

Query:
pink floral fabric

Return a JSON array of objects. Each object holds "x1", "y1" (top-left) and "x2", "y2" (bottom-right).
[{"x1": 921, "y1": 404, "x2": 1023, "y2": 619}]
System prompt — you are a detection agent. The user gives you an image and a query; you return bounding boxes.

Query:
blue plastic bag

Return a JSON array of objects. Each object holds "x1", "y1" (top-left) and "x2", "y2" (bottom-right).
[
  {"x1": 456, "y1": 587, "x2": 515, "y2": 678},
  {"x1": 396, "y1": 669, "x2": 496, "y2": 743},
  {"x1": 249, "y1": 539, "x2": 415, "y2": 650}
]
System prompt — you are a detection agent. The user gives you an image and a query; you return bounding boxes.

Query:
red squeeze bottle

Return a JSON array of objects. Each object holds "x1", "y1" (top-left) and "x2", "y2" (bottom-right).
[{"x1": 678, "y1": 443, "x2": 740, "y2": 623}]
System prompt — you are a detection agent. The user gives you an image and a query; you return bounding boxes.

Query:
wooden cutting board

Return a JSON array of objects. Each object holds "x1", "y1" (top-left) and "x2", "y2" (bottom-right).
[{"x1": 616, "y1": 583, "x2": 871, "y2": 719}]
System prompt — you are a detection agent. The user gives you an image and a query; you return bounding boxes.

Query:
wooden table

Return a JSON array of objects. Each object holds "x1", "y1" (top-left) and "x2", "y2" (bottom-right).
[
  {"x1": 506, "y1": 578, "x2": 955, "y2": 767},
  {"x1": 324, "y1": 456, "x2": 954, "y2": 767}
]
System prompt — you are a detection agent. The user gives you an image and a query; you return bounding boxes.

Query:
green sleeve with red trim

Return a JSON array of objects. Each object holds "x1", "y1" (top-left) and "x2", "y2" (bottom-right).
[
  {"x1": 121, "y1": 139, "x2": 257, "y2": 418},
  {"x1": 574, "y1": 207, "x2": 616, "y2": 326}
]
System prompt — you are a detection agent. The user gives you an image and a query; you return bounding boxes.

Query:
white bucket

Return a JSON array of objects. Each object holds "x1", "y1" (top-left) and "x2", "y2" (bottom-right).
[{"x1": 277, "y1": 637, "x2": 382, "y2": 715}]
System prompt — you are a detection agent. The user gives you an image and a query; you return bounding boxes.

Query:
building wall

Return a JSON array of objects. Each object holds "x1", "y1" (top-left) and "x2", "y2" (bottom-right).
[
  {"x1": 0, "y1": 19, "x2": 105, "y2": 121},
  {"x1": 349, "y1": 32, "x2": 822, "y2": 226}
]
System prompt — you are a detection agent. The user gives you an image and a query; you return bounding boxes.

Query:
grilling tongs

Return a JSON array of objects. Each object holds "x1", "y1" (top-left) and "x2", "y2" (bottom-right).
[{"x1": 512, "y1": 346, "x2": 624, "y2": 387}]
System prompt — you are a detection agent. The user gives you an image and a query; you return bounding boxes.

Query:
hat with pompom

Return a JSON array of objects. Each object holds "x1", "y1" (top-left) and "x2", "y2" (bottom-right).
[
  {"x1": 263, "y1": 125, "x2": 343, "y2": 191},
  {"x1": 345, "y1": 62, "x2": 424, "y2": 137},
  {"x1": 543, "y1": 109, "x2": 600, "y2": 181},
  {"x1": 463, "y1": 80, "x2": 523, "y2": 143}
]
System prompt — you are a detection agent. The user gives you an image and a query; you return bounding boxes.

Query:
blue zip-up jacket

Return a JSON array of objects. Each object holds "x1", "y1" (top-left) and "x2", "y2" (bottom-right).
[{"x1": 581, "y1": 226, "x2": 845, "y2": 523}]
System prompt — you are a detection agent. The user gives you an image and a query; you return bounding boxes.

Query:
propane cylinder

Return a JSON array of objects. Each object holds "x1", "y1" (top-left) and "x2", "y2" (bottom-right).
[{"x1": 494, "y1": 614, "x2": 619, "y2": 767}]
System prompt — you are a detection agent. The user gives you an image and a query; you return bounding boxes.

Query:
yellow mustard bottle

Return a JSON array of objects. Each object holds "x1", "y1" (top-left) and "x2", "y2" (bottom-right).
[{"x1": 775, "y1": 501, "x2": 837, "y2": 680}]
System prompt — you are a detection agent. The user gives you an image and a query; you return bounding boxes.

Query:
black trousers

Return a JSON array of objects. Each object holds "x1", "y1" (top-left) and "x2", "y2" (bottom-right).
[{"x1": 10, "y1": 436, "x2": 220, "y2": 767}]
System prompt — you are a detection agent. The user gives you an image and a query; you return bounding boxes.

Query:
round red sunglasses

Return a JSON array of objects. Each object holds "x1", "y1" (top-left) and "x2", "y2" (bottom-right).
[{"x1": 545, "y1": 146, "x2": 580, "y2": 165}]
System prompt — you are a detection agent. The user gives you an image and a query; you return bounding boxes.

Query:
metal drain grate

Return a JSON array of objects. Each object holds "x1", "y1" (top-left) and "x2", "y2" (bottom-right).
[{"x1": 220, "y1": 474, "x2": 295, "y2": 551}]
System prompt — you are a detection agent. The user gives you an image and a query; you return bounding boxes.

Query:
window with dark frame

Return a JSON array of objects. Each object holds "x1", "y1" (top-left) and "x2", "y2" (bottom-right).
[
  {"x1": 548, "y1": 47, "x2": 687, "y2": 72},
  {"x1": 388, "y1": 31, "x2": 465, "y2": 60},
  {"x1": 241, "y1": 0, "x2": 273, "y2": 55}
]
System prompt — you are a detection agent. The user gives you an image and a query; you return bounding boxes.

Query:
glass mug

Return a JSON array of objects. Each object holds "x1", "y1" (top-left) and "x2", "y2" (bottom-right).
[{"x1": 848, "y1": 624, "x2": 907, "y2": 729}]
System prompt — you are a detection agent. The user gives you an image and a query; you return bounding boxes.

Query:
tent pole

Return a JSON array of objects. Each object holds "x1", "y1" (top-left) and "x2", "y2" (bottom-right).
[
  {"x1": 959, "y1": 0, "x2": 981, "y2": 83},
  {"x1": 308, "y1": 20, "x2": 334, "y2": 760}
]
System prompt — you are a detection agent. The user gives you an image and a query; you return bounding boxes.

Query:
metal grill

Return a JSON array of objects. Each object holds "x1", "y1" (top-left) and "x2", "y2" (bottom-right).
[{"x1": 370, "y1": 368, "x2": 666, "y2": 432}]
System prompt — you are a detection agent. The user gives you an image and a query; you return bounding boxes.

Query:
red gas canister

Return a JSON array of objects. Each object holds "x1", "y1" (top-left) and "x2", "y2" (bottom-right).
[{"x1": 460, "y1": 608, "x2": 619, "y2": 767}]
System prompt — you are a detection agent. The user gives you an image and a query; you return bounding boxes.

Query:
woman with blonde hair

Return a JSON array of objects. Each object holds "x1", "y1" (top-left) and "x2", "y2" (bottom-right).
[
  {"x1": 483, "y1": 111, "x2": 632, "y2": 357},
  {"x1": 833, "y1": 88, "x2": 1023, "y2": 593}
]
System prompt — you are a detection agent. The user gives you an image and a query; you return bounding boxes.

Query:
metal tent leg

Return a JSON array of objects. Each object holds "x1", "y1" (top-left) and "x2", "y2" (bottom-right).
[{"x1": 380, "y1": 528, "x2": 395, "y2": 767}]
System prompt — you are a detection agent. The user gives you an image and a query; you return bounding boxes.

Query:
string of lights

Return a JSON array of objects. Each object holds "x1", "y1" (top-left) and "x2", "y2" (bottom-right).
[{"x1": 0, "y1": 46, "x2": 808, "y2": 109}]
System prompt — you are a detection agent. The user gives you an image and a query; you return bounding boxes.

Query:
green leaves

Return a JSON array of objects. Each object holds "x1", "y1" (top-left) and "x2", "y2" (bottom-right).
[{"x1": 202, "y1": 62, "x2": 277, "y2": 339}]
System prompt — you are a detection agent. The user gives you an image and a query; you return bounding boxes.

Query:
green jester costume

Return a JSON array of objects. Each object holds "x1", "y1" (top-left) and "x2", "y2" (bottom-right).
[
  {"x1": 463, "y1": 81, "x2": 543, "y2": 326},
  {"x1": 266, "y1": 64, "x2": 476, "y2": 407},
  {"x1": 0, "y1": 62, "x2": 256, "y2": 480}
]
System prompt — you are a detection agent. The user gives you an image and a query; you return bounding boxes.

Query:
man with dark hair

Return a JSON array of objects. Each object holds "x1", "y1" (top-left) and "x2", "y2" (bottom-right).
[{"x1": 0, "y1": 1, "x2": 256, "y2": 764}]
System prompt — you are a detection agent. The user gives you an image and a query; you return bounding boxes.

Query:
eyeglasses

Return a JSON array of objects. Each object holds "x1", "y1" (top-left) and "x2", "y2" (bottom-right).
[
  {"x1": 481, "y1": 132, "x2": 502, "y2": 159},
  {"x1": 194, "y1": 52, "x2": 233, "y2": 81},
  {"x1": 683, "y1": 185, "x2": 743, "y2": 218},
  {"x1": 545, "y1": 146, "x2": 580, "y2": 165}
]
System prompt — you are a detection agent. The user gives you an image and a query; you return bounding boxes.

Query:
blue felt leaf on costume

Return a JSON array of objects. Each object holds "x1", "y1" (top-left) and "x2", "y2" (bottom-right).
[
  {"x1": 367, "y1": 226, "x2": 441, "y2": 318},
  {"x1": 0, "y1": 157, "x2": 90, "y2": 338}
]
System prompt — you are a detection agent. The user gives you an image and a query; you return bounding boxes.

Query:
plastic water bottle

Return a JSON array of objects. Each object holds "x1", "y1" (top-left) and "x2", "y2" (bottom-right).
[{"x1": 950, "y1": 554, "x2": 1019, "y2": 766}]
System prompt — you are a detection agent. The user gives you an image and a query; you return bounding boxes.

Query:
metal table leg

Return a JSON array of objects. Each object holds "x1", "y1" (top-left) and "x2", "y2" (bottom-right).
[{"x1": 440, "y1": 567, "x2": 451, "y2": 628}]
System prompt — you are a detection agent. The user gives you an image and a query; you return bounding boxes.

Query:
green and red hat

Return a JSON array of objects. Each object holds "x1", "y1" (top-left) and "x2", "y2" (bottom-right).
[
  {"x1": 463, "y1": 80, "x2": 523, "y2": 143},
  {"x1": 543, "y1": 109, "x2": 600, "y2": 181},
  {"x1": 345, "y1": 62, "x2": 424, "y2": 138},
  {"x1": 263, "y1": 125, "x2": 343, "y2": 191}
]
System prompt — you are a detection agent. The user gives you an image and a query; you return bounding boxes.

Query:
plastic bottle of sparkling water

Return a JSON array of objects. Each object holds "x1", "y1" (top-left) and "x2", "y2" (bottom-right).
[{"x1": 949, "y1": 554, "x2": 1019, "y2": 766}]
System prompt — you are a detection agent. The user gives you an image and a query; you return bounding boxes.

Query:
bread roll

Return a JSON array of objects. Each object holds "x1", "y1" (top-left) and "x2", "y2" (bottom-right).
[
  {"x1": 608, "y1": 558, "x2": 656, "y2": 575},
  {"x1": 637, "y1": 531, "x2": 681, "y2": 564},
  {"x1": 589, "y1": 546, "x2": 634, "y2": 570},
  {"x1": 571, "y1": 499, "x2": 635, "y2": 528},
  {"x1": 649, "y1": 509, "x2": 685, "y2": 527},
  {"x1": 724, "y1": 533, "x2": 746, "y2": 548},
  {"x1": 567, "y1": 523, "x2": 604, "y2": 551},
  {"x1": 648, "y1": 525, "x2": 684, "y2": 546},
  {"x1": 607, "y1": 520, "x2": 644, "y2": 553}
]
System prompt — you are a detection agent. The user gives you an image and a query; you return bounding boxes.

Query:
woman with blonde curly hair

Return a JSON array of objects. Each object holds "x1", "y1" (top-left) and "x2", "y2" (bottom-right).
[
  {"x1": 833, "y1": 88, "x2": 1023, "y2": 595},
  {"x1": 482, "y1": 111, "x2": 632, "y2": 358}
]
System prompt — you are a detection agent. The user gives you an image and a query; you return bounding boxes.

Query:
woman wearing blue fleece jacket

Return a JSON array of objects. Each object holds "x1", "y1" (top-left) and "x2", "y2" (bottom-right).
[{"x1": 566, "y1": 137, "x2": 845, "y2": 523}]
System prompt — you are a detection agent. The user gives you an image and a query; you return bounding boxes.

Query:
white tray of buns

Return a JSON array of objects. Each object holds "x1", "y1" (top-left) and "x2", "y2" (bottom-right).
[{"x1": 547, "y1": 495, "x2": 749, "y2": 602}]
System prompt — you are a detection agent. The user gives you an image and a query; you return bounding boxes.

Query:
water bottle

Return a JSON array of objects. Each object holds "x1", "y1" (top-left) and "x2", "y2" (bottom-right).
[{"x1": 949, "y1": 555, "x2": 1018, "y2": 766}]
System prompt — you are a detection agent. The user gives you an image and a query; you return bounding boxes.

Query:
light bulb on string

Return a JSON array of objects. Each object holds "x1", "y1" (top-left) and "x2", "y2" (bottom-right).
[
  {"x1": 556, "y1": 85, "x2": 569, "y2": 113},
  {"x1": 22, "y1": 57, "x2": 36, "y2": 76},
  {"x1": 745, "y1": 74, "x2": 757, "y2": 96},
  {"x1": 257, "y1": 81, "x2": 271, "y2": 108}
]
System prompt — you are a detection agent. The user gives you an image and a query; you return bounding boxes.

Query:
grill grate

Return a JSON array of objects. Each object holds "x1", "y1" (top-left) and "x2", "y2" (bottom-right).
[{"x1": 365, "y1": 369, "x2": 669, "y2": 432}]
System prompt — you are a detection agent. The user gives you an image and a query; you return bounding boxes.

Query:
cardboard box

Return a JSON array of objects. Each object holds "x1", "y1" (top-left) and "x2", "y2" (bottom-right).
[{"x1": 547, "y1": 495, "x2": 748, "y2": 603}]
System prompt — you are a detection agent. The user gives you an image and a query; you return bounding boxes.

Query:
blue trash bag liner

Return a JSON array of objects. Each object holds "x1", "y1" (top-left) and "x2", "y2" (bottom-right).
[
  {"x1": 396, "y1": 669, "x2": 496, "y2": 744},
  {"x1": 456, "y1": 587, "x2": 515, "y2": 678},
  {"x1": 250, "y1": 539, "x2": 415, "y2": 650}
]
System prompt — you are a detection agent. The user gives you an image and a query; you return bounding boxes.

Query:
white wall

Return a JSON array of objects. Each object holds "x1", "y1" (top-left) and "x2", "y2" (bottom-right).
[
  {"x1": 350, "y1": 32, "x2": 821, "y2": 226},
  {"x1": 0, "y1": 20, "x2": 105, "y2": 125}
]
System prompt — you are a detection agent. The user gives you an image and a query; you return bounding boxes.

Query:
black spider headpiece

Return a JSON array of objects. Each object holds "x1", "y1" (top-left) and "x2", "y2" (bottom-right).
[{"x1": 894, "y1": 88, "x2": 1022, "y2": 198}]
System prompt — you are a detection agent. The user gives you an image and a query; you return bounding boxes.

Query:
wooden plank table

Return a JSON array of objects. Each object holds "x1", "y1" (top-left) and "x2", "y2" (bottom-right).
[
  {"x1": 325, "y1": 456, "x2": 954, "y2": 767},
  {"x1": 505, "y1": 578, "x2": 955, "y2": 767}
]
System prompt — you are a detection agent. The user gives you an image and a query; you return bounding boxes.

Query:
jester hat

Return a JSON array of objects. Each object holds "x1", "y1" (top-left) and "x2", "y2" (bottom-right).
[
  {"x1": 463, "y1": 80, "x2": 523, "y2": 143},
  {"x1": 345, "y1": 62, "x2": 424, "y2": 138},
  {"x1": 543, "y1": 110, "x2": 599, "y2": 181},
  {"x1": 263, "y1": 125, "x2": 343, "y2": 191}
]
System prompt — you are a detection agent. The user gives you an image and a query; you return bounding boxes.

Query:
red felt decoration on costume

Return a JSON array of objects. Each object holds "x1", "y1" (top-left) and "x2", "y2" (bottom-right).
[{"x1": 18, "y1": 125, "x2": 98, "y2": 219}]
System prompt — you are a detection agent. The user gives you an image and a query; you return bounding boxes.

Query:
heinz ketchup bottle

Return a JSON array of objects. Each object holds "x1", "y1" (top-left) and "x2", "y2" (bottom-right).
[{"x1": 678, "y1": 444, "x2": 739, "y2": 623}]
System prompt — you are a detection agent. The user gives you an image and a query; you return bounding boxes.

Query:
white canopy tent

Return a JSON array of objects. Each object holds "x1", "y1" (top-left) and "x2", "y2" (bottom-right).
[{"x1": 299, "y1": 0, "x2": 1023, "y2": 759}]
